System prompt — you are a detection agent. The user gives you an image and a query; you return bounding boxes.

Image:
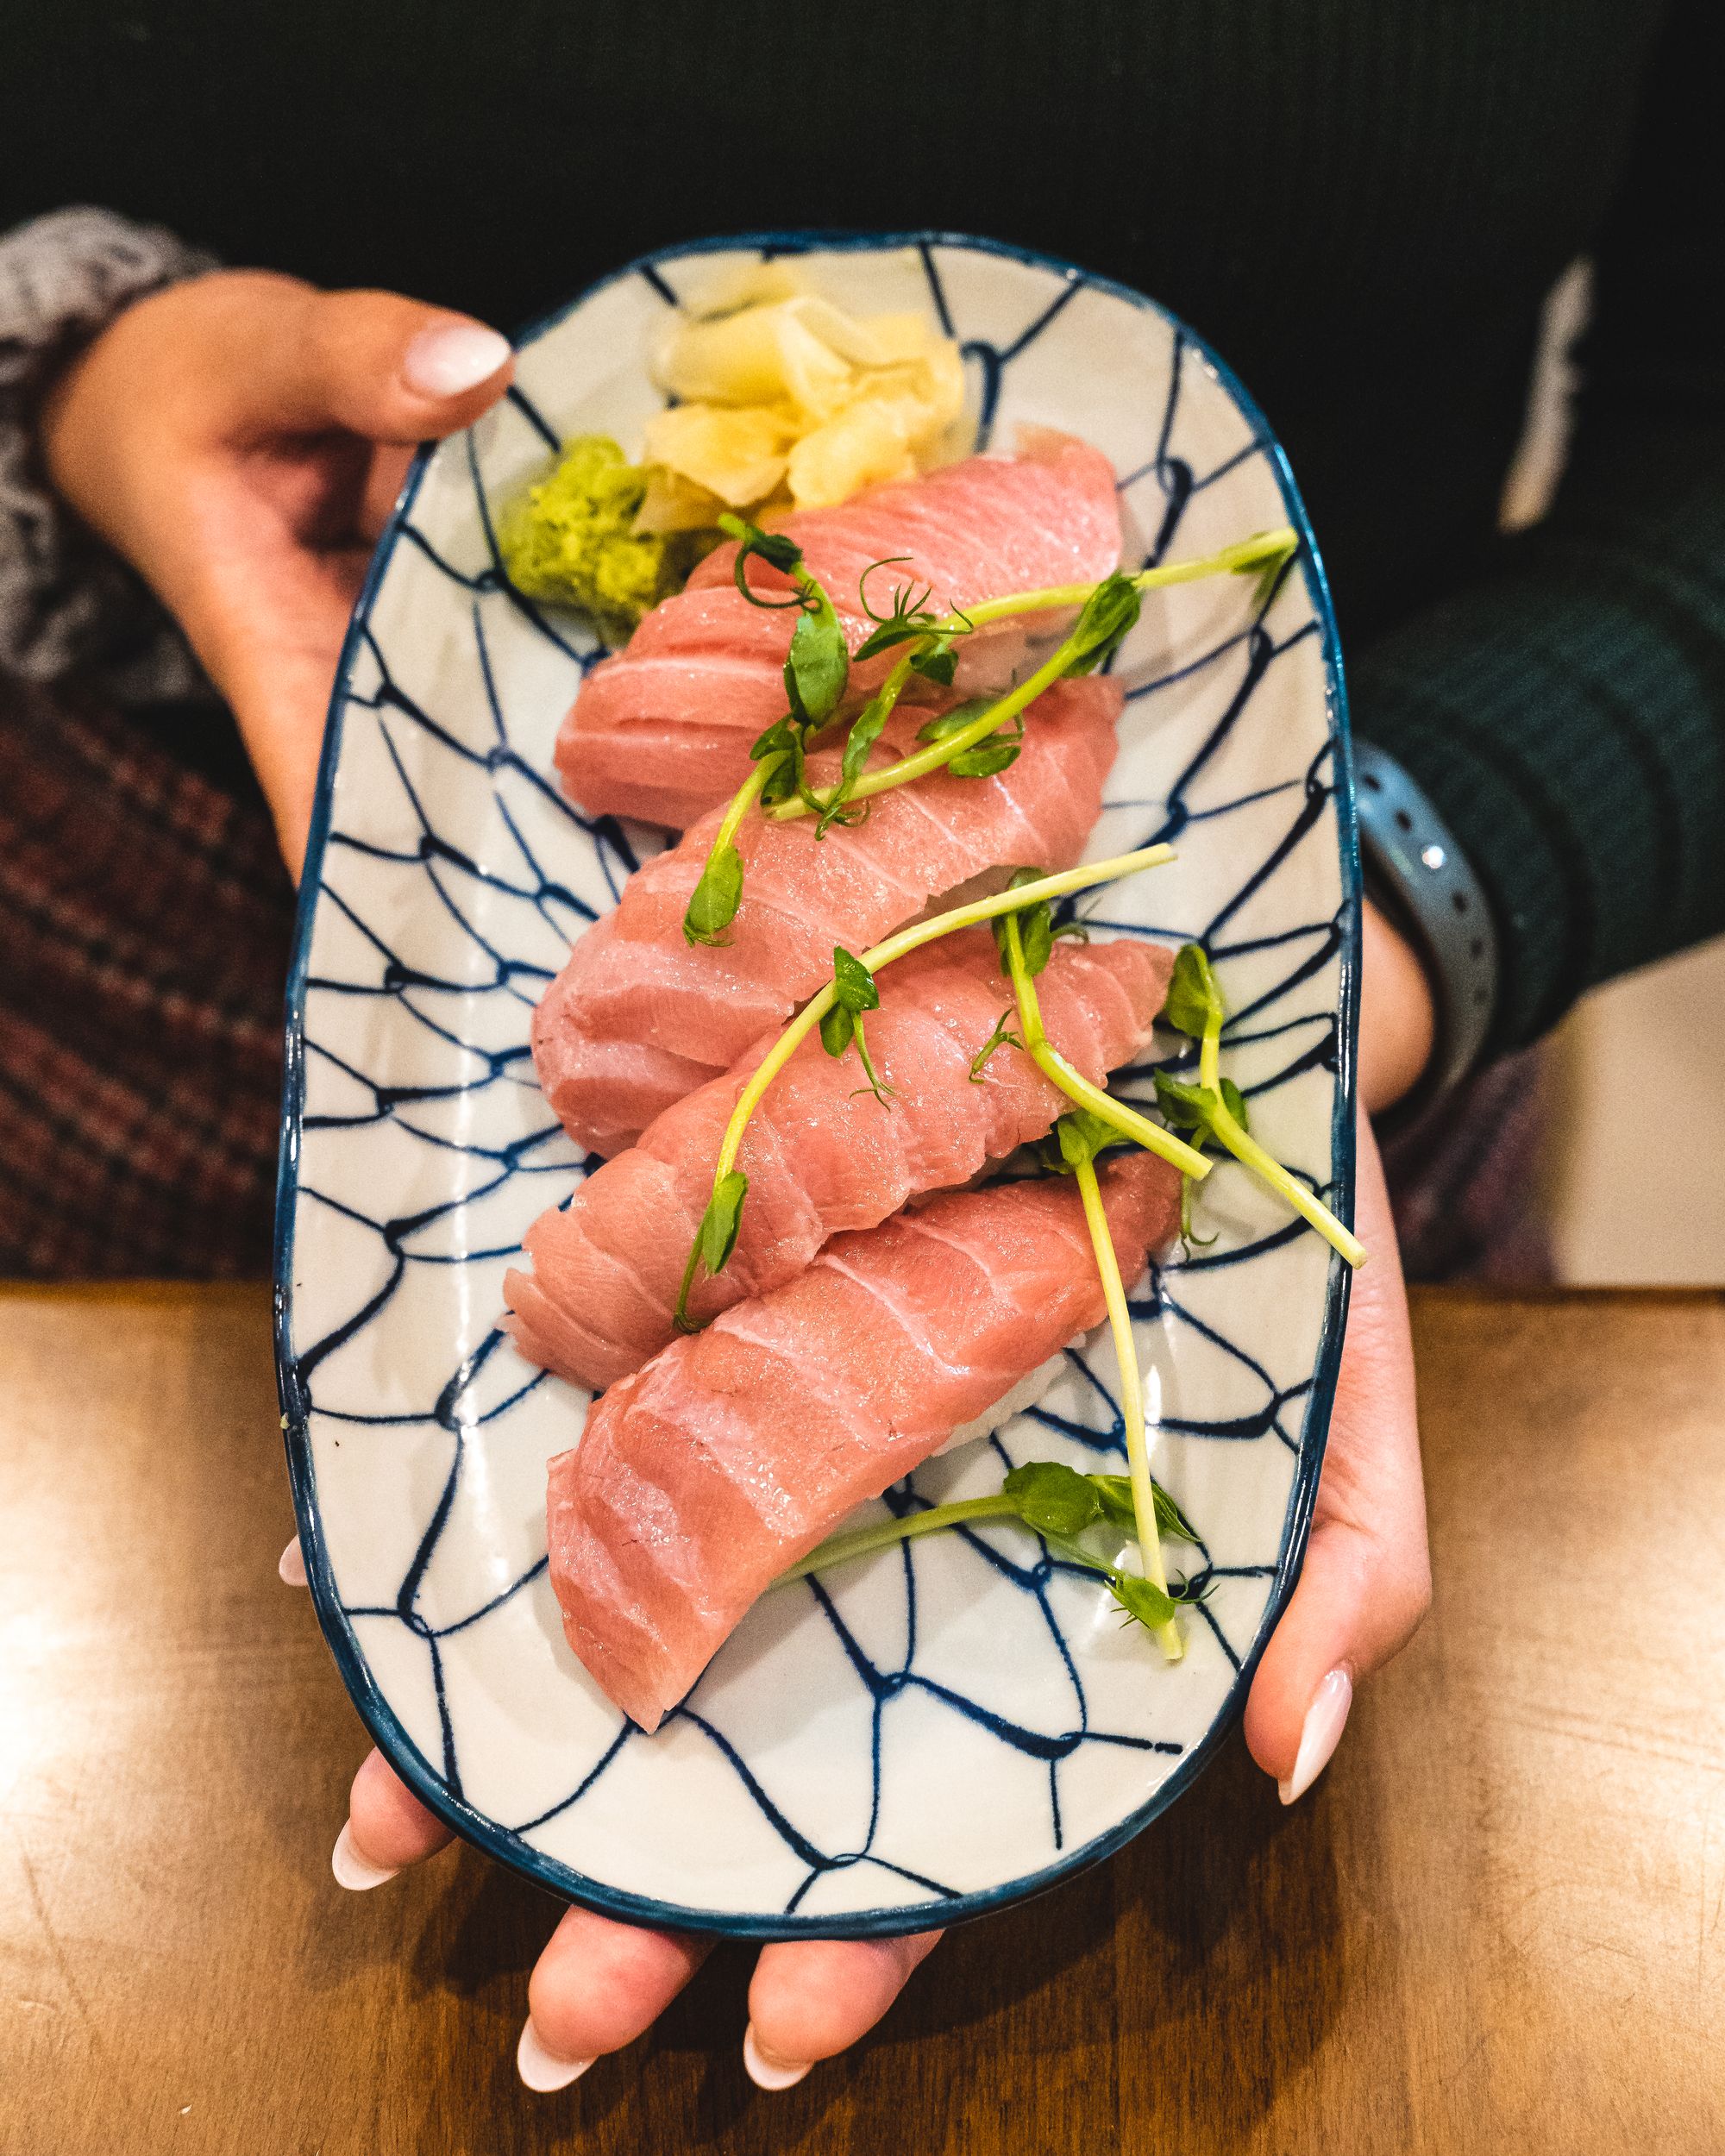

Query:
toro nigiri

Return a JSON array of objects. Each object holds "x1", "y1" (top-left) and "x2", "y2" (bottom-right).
[
  {"x1": 505, "y1": 928, "x2": 1173, "y2": 1391},
  {"x1": 532, "y1": 674, "x2": 1122, "y2": 1156},
  {"x1": 555, "y1": 433, "x2": 1121, "y2": 830},
  {"x1": 546, "y1": 1151, "x2": 1182, "y2": 1733}
]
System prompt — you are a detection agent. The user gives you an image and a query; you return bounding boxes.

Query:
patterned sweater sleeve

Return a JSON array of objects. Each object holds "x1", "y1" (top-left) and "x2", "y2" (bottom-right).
[{"x1": 0, "y1": 206, "x2": 214, "y2": 699}]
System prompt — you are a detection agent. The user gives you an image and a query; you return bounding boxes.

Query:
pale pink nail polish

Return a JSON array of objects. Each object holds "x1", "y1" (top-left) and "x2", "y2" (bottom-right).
[
  {"x1": 403, "y1": 323, "x2": 511, "y2": 399},
  {"x1": 743, "y1": 2023, "x2": 812, "y2": 2090},
  {"x1": 278, "y1": 1535, "x2": 307, "y2": 1587},
  {"x1": 330, "y1": 1820, "x2": 400, "y2": 1891},
  {"x1": 517, "y1": 2018, "x2": 593, "y2": 2092},
  {"x1": 1279, "y1": 1666, "x2": 1352, "y2": 1805}
]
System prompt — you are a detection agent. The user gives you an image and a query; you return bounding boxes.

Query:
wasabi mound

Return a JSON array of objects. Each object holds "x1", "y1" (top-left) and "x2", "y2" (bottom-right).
[{"x1": 499, "y1": 436, "x2": 699, "y2": 645}]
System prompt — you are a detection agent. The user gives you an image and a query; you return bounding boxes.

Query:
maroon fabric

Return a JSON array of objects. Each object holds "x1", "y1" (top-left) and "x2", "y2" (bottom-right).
[
  {"x1": 0, "y1": 677, "x2": 1547, "y2": 1284},
  {"x1": 0, "y1": 672, "x2": 293, "y2": 1276},
  {"x1": 1382, "y1": 1045, "x2": 1552, "y2": 1284}
]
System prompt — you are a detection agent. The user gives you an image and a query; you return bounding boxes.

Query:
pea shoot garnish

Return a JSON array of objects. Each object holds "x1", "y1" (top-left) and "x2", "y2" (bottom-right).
[
  {"x1": 993, "y1": 873, "x2": 1196, "y2": 1171},
  {"x1": 967, "y1": 1008, "x2": 1024, "y2": 1082},
  {"x1": 820, "y1": 946, "x2": 895, "y2": 1106},
  {"x1": 681, "y1": 523, "x2": 1300, "y2": 945},
  {"x1": 1154, "y1": 943, "x2": 1367, "y2": 1266},
  {"x1": 775, "y1": 1458, "x2": 1208, "y2": 1646},
  {"x1": 669, "y1": 846, "x2": 1202, "y2": 1333},
  {"x1": 1038, "y1": 1109, "x2": 1183, "y2": 1658},
  {"x1": 768, "y1": 530, "x2": 1299, "y2": 827},
  {"x1": 681, "y1": 513, "x2": 851, "y2": 946}
]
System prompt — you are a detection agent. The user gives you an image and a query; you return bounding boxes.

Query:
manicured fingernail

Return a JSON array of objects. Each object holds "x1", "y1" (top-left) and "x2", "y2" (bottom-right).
[
  {"x1": 331, "y1": 1821, "x2": 400, "y2": 1891},
  {"x1": 403, "y1": 322, "x2": 511, "y2": 398},
  {"x1": 1279, "y1": 1666, "x2": 1353, "y2": 1805},
  {"x1": 279, "y1": 1535, "x2": 307, "y2": 1587},
  {"x1": 517, "y1": 2017, "x2": 594, "y2": 2092},
  {"x1": 743, "y1": 2023, "x2": 812, "y2": 2090}
]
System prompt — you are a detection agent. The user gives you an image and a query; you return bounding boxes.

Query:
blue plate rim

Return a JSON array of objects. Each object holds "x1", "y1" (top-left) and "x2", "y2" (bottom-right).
[{"x1": 273, "y1": 227, "x2": 1360, "y2": 1941}]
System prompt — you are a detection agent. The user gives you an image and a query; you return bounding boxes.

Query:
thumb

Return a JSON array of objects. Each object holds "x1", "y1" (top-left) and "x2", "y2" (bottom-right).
[
  {"x1": 1241, "y1": 1108, "x2": 1431, "y2": 1800},
  {"x1": 244, "y1": 279, "x2": 516, "y2": 445},
  {"x1": 133, "y1": 272, "x2": 515, "y2": 448}
]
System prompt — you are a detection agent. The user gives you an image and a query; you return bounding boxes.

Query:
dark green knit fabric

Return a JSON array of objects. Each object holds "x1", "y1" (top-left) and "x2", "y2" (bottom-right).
[
  {"x1": 1346, "y1": 0, "x2": 1725, "y2": 1045},
  {"x1": 3, "y1": 0, "x2": 1721, "y2": 1049}
]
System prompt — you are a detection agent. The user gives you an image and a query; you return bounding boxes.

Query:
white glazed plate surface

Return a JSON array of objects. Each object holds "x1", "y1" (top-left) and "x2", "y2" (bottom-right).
[{"x1": 277, "y1": 233, "x2": 1358, "y2": 1939}]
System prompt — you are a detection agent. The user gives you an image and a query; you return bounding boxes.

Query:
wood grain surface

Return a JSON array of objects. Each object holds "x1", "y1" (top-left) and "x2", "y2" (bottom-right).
[{"x1": 3, "y1": 1282, "x2": 1722, "y2": 2155}]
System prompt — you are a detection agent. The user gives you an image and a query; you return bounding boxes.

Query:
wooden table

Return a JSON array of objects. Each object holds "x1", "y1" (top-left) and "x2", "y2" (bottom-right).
[{"x1": 3, "y1": 1284, "x2": 1722, "y2": 2155}]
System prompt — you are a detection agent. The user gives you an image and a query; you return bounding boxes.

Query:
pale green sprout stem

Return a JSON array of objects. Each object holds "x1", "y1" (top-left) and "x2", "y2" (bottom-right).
[
  {"x1": 768, "y1": 529, "x2": 1298, "y2": 824},
  {"x1": 1195, "y1": 971, "x2": 1369, "y2": 1269},
  {"x1": 999, "y1": 912, "x2": 1202, "y2": 1179},
  {"x1": 1070, "y1": 1150, "x2": 1182, "y2": 1663},
  {"x1": 712, "y1": 754, "x2": 776, "y2": 855},
  {"x1": 1003, "y1": 911, "x2": 1181, "y2": 1660},
  {"x1": 775, "y1": 1495, "x2": 1022, "y2": 1585},
  {"x1": 707, "y1": 849, "x2": 1208, "y2": 1194}
]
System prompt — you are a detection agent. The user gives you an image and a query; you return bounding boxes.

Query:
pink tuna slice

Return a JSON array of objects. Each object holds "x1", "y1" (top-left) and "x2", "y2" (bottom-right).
[
  {"x1": 532, "y1": 674, "x2": 1122, "y2": 1157},
  {"x1": 545, "y1": 1150, "x2": 1182, "y2": 1733},
  {"x1": 505, "y1": 928, "x2": 1173, "y2": 1391},
  {"x1": 554, "y1": 431, "x2": 1122, "y2": 830}
]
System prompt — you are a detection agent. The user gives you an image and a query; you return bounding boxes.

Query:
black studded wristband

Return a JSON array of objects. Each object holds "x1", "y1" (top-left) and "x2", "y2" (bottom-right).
[{"x1": 1353, "y1": 740, "x2": 1499, "y2": 1111}]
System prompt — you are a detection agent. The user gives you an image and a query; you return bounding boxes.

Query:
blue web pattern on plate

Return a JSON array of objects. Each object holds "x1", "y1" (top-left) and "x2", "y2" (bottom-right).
[{"x1": 276, "y1": 235, "x2": 1358, "y2": 1939}]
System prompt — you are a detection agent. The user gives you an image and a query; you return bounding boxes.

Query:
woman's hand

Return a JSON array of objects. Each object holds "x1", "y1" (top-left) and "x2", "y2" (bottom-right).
[
  {"x1": 40, "y1": 269, "x2": 516, "y2": 874},
  {"x1": 322, "y1": 1746, "x2": 941, "y2": 2091},
  {"x1": 1240, "y1": 1096, "x2": 1429, "y2": 1797},
  {"x1": 286, "y1": 1105, "x2": 1428, "y2": 2092}
]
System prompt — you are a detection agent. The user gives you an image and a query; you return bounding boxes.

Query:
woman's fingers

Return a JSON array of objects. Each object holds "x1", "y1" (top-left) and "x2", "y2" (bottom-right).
[
  {"x1": 743, "y1": 1932, "x2": 944, "y2": 2088},
  {"x1": 1242, "y1": 1106, "x2": 1431, "y2": 1799},
  {"x1": 520, "y1": 1905, "x2": 712, "y2": 2090},
  {"x1": 91, "y1": 273, "x2": 516, "y2": 449},
  {"x1": 288, "y1": 284, "x2": 514, "y2": 444},
  {"x1": 334, "y1": 1748, "x2": 455, "y2": 1890},
  {"x1": 361, "y1": 442, "x2": 418, "y2": 540}
]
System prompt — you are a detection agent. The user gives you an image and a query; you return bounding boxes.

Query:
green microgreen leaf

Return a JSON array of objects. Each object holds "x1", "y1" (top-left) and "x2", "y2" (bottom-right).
[
  {"x1": 819, "y1": 949, "x2": 892, "y2": 1100},
  {"x1": 831, "y1": 945, "x2": 881, "y2": 1015},
  {"x1": 968, "y1": 1008, "x2": 1025, "y2": 1081},
  {"x1": 1151, "y1": 1072, "x2": 1248, "y2": 1138},
  {"x1": 991, "y1": 868, "x2": 1057, "y2": 980},
  {"x1": 777, "y1": 1453, "x2": 1208, "y2": 1645},
  {"x1": 851, "y1": 620, "x2": 926, "y2": 664},
  {"x1": 1091, "y1": 1473, "x2": 1201, "y2": 1545},
  {"x1": 682, "y1": 839, "x2": 743, "y2": 948},
  {"x1": 1220, "y1": 1076, "x2": 1249, "y2": 1131},
  {"x1": 699, "y1": 1169, "x2": 749, "y2": 1275},
  {"x1": 1054, "y1": 1106, "x2": 1120, "y2": 1171},
  {"x1": 1065, "y1": 571, "x2": 1143, "y2": 676},
  {"x1": 946, "y1": 724, "x2": 1024, "y2": 779},
  {"x1": 1002, "y1": 1460, "x2": 1104, "y2": 1539},
  {"x1": 784, "y1": 587, "x2": 849, "y2": 726},
  {"x1": 814, "y1": 697, "x2": 889, "y2": 837},
  {"x1": 819, "y1": 1002, "x2": 855, "y2": 1058},
  {"x1": 908, "y1": 636, "x2": 958, "y2": 687},
  {"x1": 760, "y1": 752, "x2": 800, "y2": 808},
  {"x1": 1107, "y1": 1569, "x2": 1181, "y2": 1632},
  {"x1": 852, "y1": 558, "x2": 931, "y2": 655},
  {"x1": 913, "y1": 699, "x2": 996, "y2": 744},
  {"x1": 1151, "y1": 1072, "x2": 1215, "y2": 1132},
  {"x1": 1164, "y1": 943, "x2": 1224, "y2": 1041},
  {"x1": 718, "y1": 512, "x2": 805, "y2": 605},
  {"x1": 750, "y1": 716, "x2": 797, "y2": 761}
]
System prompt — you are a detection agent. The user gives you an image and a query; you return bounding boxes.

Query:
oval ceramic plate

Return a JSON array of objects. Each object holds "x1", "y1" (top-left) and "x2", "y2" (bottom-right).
[{"x1": 277, "y1": 232, "x2": 1358, "y2": 1939}]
